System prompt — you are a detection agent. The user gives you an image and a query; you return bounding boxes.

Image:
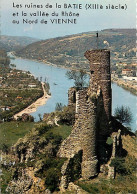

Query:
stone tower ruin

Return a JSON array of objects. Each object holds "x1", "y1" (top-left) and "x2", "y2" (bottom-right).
[
  {"x1": 57, "y1": 49, "x2": 112, "y2": 190},
  {"x1": 85, "y1": 49, "x2": 111, "y2": 136}
]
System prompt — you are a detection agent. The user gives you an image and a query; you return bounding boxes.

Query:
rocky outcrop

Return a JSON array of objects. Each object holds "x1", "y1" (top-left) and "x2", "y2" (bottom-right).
[
  {"x1": 6, "y1": 167, "x2": 51, "y2": 194},
  {"x1": 6, "y1": 169, "x2": 33, "y2": 194},
  {"x1": 67, "y1": 182, "x2": 89, "y2": 194}
]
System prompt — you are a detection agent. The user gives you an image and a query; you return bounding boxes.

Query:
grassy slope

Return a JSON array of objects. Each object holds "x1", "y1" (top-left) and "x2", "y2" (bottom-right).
[
  {"x1": 1, "y1": 120, "x2": 136, "y2": 193},
  {"x1": 0, "y1": 121, "x2": 35, "y2": 192},
  {"x1": 0, "y1": 121, "x2": 72, "y2": 151},
  {"x1": 75, "y1": 134, "x2": 137, "y2": 194},
  {"x1": 0, "y1": 121, "x2": 35, "y2": 149},
  {"x1": 49, "y1": 125, "x2": 72, "y2": 140},
  {"x1": 76, "y1": 175, "x2": 136, "y2": 194}
]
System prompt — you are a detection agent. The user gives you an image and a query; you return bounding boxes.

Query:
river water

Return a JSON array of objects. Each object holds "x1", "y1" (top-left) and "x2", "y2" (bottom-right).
[{"x1": 10, "y1": 55, "x2": 137, "y2": 131}]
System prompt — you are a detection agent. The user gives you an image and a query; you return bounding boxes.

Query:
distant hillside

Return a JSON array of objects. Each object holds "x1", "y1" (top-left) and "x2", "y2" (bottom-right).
[
  {"x1": 0, "y1": 35, "x2": 40, "y2": 52},
  {"x1": 16, "y1": 29, "x2": 136, "y2": 70}
]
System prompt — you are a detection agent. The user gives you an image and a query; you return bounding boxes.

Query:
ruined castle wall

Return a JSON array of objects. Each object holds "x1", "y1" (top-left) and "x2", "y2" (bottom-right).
[
  {"x1": 85, "y1": 49, "x2": 111, "y2": 135},
  {"x1": 78, "y1": 90, "x2": 98, "y2": 178},
  {"x1": 108, "y1": 130, "x2": 122, "y2": 179},
  {"x1": 68, "y1": 88, "x2": 76, "y2": 106},
  {"x1": 85, "y1": 49, "x2": 111, "y2": 120},
  {"x1": 58, "y1": 89, "x2": 88, "y2": 159},
  {"x1": 58, "y1": 88, "x2": 98, "y2": 178},
  {"x1": 58, "y1": 49, "x2": 112, "y2": 187}
]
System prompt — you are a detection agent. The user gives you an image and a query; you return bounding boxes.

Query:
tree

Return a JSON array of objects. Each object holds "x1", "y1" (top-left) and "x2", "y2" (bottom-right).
[
  {"x1": 38, "y1": 113, "x2": 42, "y2": 121},
  {"x1": 66, "y1": 69, "x2": 88, "y2": 89},
  {"x1": 56, "y1": 105, "x2": 75, "y2": 125},
  {"x1": 114, "y1": 105, "x2": 132, "y2": 125},
  {"x1": 55, "y1": 103, "x2": 64, "y2": 111}
]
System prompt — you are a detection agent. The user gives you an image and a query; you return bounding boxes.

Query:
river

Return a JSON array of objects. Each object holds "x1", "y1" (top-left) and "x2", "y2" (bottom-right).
[{"x1": 10, "y1": 55, "x2": 137, "y2": 131}]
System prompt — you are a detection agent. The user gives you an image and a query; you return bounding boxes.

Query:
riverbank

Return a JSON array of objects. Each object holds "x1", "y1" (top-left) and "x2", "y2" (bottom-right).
[
  {"x1": 9, "y1": 51, "x2": 82, "y2": 72},
  {"x1": 9, "y1": 52, "x2": 137, "y2": 130},
  {"x1": 14, "y1": 82, "x2": 51, "y2": 120},
  {"x1": 0, "y1": 51, "x2": 45, "y2": 121},
  {"x1": 112, "y1": 76, "x2": 137, "y2": 96},
  {"x1": 10, "y1": 51, "x2": 63, "y2": 68},
  {"x1": 13, "y1": 53, "x2": 137, "y2": 97},
  {"x1": 12, "y1": 53, "x2": 137, "y2": 96}
]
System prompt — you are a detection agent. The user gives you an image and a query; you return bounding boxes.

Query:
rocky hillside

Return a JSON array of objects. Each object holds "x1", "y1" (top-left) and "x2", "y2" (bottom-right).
[
  {"x1": 1, "y1": 110, "x2": 136, "y2": 193},
  {"x1": 0, "y1": 35, "x2": 40, "y2": 52},
  {"x1": 15, "y1": 29, "x2": 136, "y2": 70},
  {"x1": 1, "y1": 122, "x2": 72, "y2": 193}
]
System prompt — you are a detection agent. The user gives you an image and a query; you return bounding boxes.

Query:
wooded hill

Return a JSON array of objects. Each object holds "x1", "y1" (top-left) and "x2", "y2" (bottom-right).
[
  {"x1": 15, "y1": 29, "x2": 136, "y2": 70},
  {"x1": 0, "y1": 35, "x2": 39, "y2": 52}
]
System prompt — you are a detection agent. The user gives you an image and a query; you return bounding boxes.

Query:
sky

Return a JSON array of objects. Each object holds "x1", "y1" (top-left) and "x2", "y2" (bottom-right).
[{"x1": 0, "y1": 0, "x2": 136, "y2": 39}]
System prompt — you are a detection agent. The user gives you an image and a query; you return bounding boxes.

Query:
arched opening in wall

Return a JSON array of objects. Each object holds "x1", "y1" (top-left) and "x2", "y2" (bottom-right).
[
  {"x1": 91, "y1": 70, "x2": 94, "y2": 75},
  {"x1": 86, "y1": 95, "x2": 89, "y2": 101},
  {"x1": 72, "y1": 91, "x2": 76, "y2": 103},
  {"x1": 68, "y1": 150, "x2": 83, "y2": 182}
]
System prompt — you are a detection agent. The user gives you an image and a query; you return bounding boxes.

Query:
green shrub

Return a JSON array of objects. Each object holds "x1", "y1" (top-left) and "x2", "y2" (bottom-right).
[
  {"x1": 125, "y1": 155, "x2": 136, "y2": 174},
  {"x1": 57, "y1": 105, "x2": 75, "y2": 125},
  {"x1": 106, "y1": 137, "x2": 113, "y2": 145},
  {"x1": 45, "y1": 132, "x2": 54, "y2": 140},
  {"x1": 68, "y1": 150, "x2": 82, "y2": 182},
  {"x1": 35, "y1": 157, "x2": 65, "y2": 192},
  {"x1": 1, "y1": 143, "x2": 9, "y2": 154},
  {"x1": 37, "y1": 124, "x2": 51, "y2": 135},
  {"x1": 45, "y1": 168, "x2": 60, "y2": 192},
  {"x1": 110, "y1": 157, "x2": 127, "y2": 175}
]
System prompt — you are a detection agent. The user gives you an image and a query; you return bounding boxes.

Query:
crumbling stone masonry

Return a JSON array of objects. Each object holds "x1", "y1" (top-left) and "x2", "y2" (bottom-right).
[
  {"x1": 57, "y1": 49, "x2": 112, "y2": 189},
  {"x1": 108, "y1": 130, "x2": 122, "y2": 179},
  {"x1": 85, "y1": 49, "x2": 111, "y2": 136}
]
